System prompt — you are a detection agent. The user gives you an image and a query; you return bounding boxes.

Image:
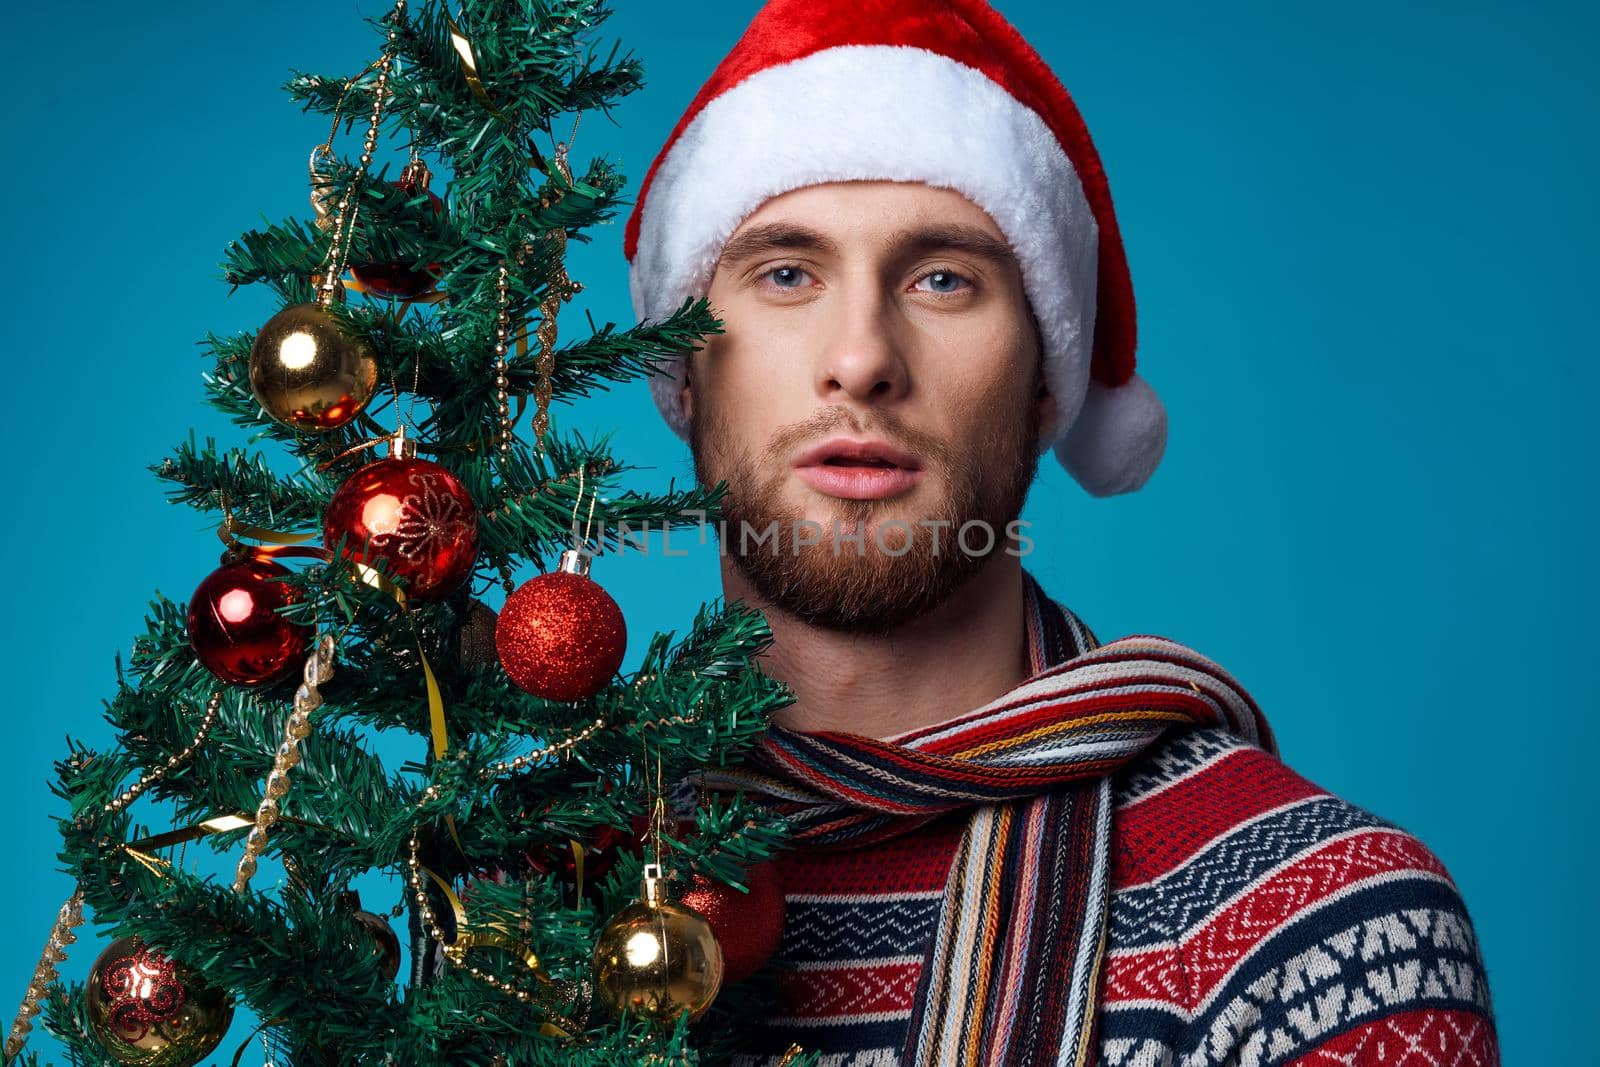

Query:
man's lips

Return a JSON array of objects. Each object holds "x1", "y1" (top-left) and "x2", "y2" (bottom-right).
[{"x1": 792, "y1": 436, "x2": 924, "y2": 500}]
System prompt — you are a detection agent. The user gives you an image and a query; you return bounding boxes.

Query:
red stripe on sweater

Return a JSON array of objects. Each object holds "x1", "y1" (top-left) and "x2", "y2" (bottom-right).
[
  {"x1": 1180, "y1": 827, "x2": 1450, "y2": 1001},
  {"x1": 775, "y1": 812, "x2": 966, "y2": 897},
  {"x1": 1105, "y1": 828, "x2": 1450, "y2": 1007},
  {"x1": 775, "y1": 961, "x2": 922, "y2": 1020},
  {"x1": 1286, "y1": 1006, "x2": 1499, "y2": 1066},
  {"x1": 1112, "y1": 747, "x2": 1324, "y2": 887},
  {"x1": 1101, "y1": 945, "x2": 1188, "y2": 1006}
]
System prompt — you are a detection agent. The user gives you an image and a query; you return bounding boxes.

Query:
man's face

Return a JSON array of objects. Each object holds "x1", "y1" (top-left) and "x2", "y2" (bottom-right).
[{"x1": 686, "y1": 181, "x2": 1055, "y2": 634}]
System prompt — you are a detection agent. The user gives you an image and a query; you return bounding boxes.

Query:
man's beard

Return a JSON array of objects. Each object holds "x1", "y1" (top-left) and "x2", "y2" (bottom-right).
[{"x1": 688, "y1": 375, "x2": 1043, "y2": 635}]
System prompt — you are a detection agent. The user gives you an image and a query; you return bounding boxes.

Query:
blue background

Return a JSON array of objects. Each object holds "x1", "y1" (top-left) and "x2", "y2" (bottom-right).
[{"x1": 1, "y1": 1, "x2": 1591, "y2": 1062}]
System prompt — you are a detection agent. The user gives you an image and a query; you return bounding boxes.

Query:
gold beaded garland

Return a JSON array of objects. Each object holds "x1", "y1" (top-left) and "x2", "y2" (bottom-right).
[{"x1": 75, "y1": 692, "x2": 223, "y2": 831}]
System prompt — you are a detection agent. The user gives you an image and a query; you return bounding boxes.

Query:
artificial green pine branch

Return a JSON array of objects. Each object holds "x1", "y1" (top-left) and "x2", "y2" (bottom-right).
[
  {"x1": 155, "y1": 437, "x2": 331, "y2": 529},
  {"x1": 37, "y1": 983, "x2": 108, "y2": 1066},
  {"x1": 286, "y1": 1, "x2": 645, "y2": 174},
  {"x1": 16, "y1": 0, "x2": 798, "y2": 1062},
  {"x1": 221, "y1": 153, "x2": 623, "y2": 296},
  {"x1": 50, "y1": 841, "x2": 406, "y2": 1055},
  {"x1": 524, "y1": 300, "x2": 725, "y2": 387}
]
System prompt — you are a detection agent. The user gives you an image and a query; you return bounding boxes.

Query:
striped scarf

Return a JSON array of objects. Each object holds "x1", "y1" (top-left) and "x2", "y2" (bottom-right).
[{"x1": 711, "y1": 571, "x2": 1276, "y2": 1066}]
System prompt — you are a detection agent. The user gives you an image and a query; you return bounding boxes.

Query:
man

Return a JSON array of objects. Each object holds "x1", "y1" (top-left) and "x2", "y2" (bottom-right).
[{"x1": 623, "y1": 1, "x2": 1500, "y2": 1064}]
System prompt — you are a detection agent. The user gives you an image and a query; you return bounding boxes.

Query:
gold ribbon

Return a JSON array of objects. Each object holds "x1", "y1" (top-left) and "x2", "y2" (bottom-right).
[
  {"x1": 570, "y1": 839, "x2": 586, "y2": 901},
  {"x1": 420, "y1": 866, "x2": 574, "y2": 1036},
  {"x1": 352, "y1": 565, "x2": 450, "y2": 768},
  {"x1": 422, "y1": 868, "x2": 546, "y2": 977},
  {"x1": 413, "y1": 628, "x2": 463, "y2": 858},
  {"x1": 218, "y1": 517, "x2": 330, "y2": 563},
  {"x1": 446, "y1": 11, "x2": 508, "y2": 123},
  {"x1": 118, "y1": 814, "x2": 306, "y2": 876},
  {"x1": 351, "y1": 561, "x2": 461, "y2": 856}
]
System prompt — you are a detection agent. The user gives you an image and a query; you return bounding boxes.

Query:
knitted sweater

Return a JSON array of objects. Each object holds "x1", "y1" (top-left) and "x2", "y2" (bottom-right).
[{"x1": 731, "y1": 724, "x2": 1500, "y2": 1066}]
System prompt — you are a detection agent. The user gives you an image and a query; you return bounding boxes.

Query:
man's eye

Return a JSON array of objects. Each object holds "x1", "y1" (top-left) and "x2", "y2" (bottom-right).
[
  {"x1": 763, "y1": 266, "x2": 813, "y2": 289},
  {"x1": 914, "y1": 270, "x2": 972, "y2": 295}
]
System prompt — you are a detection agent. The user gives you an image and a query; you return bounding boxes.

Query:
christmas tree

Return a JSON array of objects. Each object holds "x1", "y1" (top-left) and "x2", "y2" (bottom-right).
[{"x1": 4, "y1": 1, "x2": 796, "y2": 1063}]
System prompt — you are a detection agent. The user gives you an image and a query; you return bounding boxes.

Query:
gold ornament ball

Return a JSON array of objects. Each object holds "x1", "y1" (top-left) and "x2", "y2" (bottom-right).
[
  {"x1": 248, "y1": 302, "x2": 379, "y2": 432},
  {"x1": 593, "y1": 899, "x2": 724, "y2": 1024},
  {"x1": 85, "y1": 937, "x2": 234, "y2": 1067}
]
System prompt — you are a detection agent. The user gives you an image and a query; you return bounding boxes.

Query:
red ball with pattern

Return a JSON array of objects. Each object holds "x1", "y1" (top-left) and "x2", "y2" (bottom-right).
[
  {"x1": 495, "y1": 571, "x2": 626, "y2": 701},
  {"x1": 323, "y1": 457, "x2": 479, "y2": 602},
  {"x1": 188, "y1": 558, "x2": 310, "y2": 686},
  {"x1": 680, "y1": 862, "x2": 786, "y2": 985}
]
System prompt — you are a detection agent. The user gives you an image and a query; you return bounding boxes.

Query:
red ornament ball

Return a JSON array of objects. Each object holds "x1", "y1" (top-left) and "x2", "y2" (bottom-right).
[
  {"x1": 496, "y1": 554, "x2": 626, "y2": 701},
  {"x1": 350, "y1": 165, "x2": 446, "y2": 299},
  {"x1": 188, "y1": 557, "x2": 310, "y2": 686},
  {"x1": 525, "y1": 821, "x2": 636, "y2": 887},
  {"x1": 680, "y1": 863, "x2": 786, "y2": 985},
  {"x1": 324, "y1": 456, "x2": 479, "y2": 602}
]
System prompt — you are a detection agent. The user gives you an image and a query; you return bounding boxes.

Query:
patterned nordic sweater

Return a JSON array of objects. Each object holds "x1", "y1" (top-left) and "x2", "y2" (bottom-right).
[{"x1": 731, "y1": 724, "x2": 1500, "y2": 1066}]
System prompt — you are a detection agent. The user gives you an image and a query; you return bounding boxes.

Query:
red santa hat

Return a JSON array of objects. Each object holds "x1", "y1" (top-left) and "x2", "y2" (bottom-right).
[{"x1": 623, "y1": 0, "x2": 1167, "y2": 497}]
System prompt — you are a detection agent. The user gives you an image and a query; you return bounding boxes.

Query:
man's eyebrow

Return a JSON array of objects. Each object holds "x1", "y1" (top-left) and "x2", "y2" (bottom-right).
[
  {"x1": 895, "y1": 225, "x2": 1019, "y2": 270},
  {"x1": 717, "y1": 223, "x2": 840, "y2": 270},
  {"x1": 713, "y1": 221, "x2": 1018, "y2": 273}
]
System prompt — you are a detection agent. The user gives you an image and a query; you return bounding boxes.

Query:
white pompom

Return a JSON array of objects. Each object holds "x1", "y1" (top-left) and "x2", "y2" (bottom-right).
[{"x1": 1053, "y1": 374, "x2": 1167, "y2": 497}]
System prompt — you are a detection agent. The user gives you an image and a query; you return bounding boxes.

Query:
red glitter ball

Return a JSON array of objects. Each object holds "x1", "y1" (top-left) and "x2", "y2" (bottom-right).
[
  {"x1": 323, "y1": 456, "x2": 479, "y2": 602},
  {"x1": 680, "y1": 863, "x2": 786, "y2": 985},
  {"x1": 188, "y1": 557, "x2": 310, "y2": 686},
  {"x1": 495, "y1": 570, "x2": 626, "y2": 701}
]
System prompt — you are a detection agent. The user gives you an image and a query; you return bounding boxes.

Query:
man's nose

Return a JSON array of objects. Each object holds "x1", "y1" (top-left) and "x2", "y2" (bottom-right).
[{"x1": 814, "y1": 285, "x2": 910, "y2": 408}]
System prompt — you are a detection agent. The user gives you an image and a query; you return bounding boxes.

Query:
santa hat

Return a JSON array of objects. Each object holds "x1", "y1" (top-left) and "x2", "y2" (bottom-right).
[{"x1": 623, "y1": 0, "x2": 1167, "y2": 497}]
